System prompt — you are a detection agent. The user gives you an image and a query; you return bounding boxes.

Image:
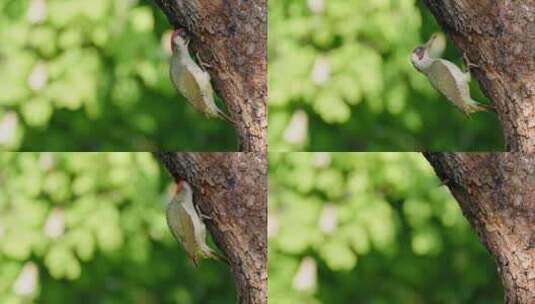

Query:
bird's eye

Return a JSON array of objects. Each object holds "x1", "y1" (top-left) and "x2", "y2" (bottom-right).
[
  {"x1": 414, "y1": 47, "x2": 425, "y2": 60},
  {"x1": 177, "y1": 29, "x2": 188, "y2": 38},
  {"x1": 171, "y1": 28, "x2": 188, "y2": 42}
]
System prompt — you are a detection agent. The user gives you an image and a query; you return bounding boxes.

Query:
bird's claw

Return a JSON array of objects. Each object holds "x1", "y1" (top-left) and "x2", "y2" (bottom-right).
[
  {"x1": 463, "y1": 53, "x2": 479, "y2": 72},
  {"x1": 196, "y1": 52, "x2": 212, "y2": 70},
  {"x1": 195, "y1": 204, "x2": 212, "y2": 220}
]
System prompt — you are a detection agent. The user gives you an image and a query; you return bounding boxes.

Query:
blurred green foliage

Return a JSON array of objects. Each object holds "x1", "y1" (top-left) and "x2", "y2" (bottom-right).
[
  {"x1": 0, "y1": 0, "x2": 235, "y2": 151},
  {"x1": 269, "y1": 0, "x2": 503, "y2": 151},
  {"x1": 269, "y1": 153, "x2": 502, "y2": 303},
  {"x1": 0, "y1": 153, "x2": 234, "y2": 303}
]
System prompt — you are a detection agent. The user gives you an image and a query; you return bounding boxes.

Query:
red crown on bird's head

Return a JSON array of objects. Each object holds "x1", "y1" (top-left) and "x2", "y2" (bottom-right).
[
  {"x1": 171, "y1": 28, "x2": 188, "y2": 52},
  {"x1": 175, "y1": 179, "x2": 184, "y2": 194}
]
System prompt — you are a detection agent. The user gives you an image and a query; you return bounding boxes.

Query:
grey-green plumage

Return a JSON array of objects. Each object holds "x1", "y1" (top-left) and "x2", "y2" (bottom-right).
[
  {"x1": 169, "y1": 47, "x2": 218, "y2": 118},
  {"x1": 410, "y1": 33, "x2": 494, "y2": 116},
  {"x1": 166, "y1": 181, "x2": 222, "y2": 266},
  {"x1": 169, "y1": 29, "x2": 232, "y2": 122}
]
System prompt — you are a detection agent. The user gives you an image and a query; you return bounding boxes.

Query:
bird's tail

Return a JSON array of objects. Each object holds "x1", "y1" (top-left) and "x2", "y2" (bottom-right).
[
  {"x1": 468, "y1": 100, "x2": 496, "y2": 114},
  {"x1": 207, "y1": 247, "x2": 230, "y2": 265},
  {"x1": 216, "y1": 109, "x2": 236, "y2": 125}
]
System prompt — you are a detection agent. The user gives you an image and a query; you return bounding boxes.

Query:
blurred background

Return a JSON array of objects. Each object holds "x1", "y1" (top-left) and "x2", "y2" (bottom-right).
[
  {"x1": 269, "y1": 0, "x2": 503, "y2": 151},
  {"x1": 0, "y1": 0, "x2": 236, "y2": 151},
  {"x1": 269, "y1": 153, "x2": 502, "y2": 303},
  {"x1": 0, "y1": 153, "x2": 234, "y2": 303}
]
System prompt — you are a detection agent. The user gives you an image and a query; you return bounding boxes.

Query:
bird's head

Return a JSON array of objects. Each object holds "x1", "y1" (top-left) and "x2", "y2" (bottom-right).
[
  {"x1": 174, "y1": 179, "x2": 192, "y2": 198},
  {"x1": 411, "y1": 33, "x2": 440, "y2": 71},
  {"x1": 410, "y1": 45, "x2": 430, "y2": 71},
  {"x1": 171, "y1": 28, "x2": 190, "y2": 53}
]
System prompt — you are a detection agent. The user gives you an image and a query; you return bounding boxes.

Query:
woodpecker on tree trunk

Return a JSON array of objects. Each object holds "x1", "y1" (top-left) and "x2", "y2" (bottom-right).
[
  {"x1": 166, "y1": 180, "x2": 227, "y2": 266},
  {"x1": 169, "y1": 28, "x2": 233, "y2": 123},
  {"x1": 410, "y1": 33, "x2": 494, "y2": 116}
]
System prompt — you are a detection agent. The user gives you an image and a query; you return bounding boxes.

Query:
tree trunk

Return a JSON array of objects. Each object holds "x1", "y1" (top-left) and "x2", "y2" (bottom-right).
[
  {"x1": 153, "y1": 0, "x2": 267, "y2": 153},
  {"x1": 422, "y1": 1, "x2": 535, "y2": 152},
  {"x1": 424, "y1": 153, "x2": 535, "y2": 304},
  {"x1": 155, "y1": 152, "x2": 267, "y2": 304}
]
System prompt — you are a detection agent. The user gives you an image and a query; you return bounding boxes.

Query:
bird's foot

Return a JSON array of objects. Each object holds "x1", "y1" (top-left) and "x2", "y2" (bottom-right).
[
  {"x1": 462, "y1": 53, "x2": 479, "y2": 72},
  {"x1": 195, "y1": 204, "x2": 212, "y2": 220},
  {"x1": 196, "y1": 52, "x2": 212, "y2": 70}
]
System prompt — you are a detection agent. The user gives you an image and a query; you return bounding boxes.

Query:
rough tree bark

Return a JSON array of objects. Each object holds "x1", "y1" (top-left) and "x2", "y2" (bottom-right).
[
  {"x1": 153, "y1": 0, "x2": 267, "y2": 153},
  {"x1": 422, "y1": 1, "x2": 535, "y2": 152},
  {"x1": 155, "y1": 152, "x2": 267, "y2": 304},
  {"x1": 424, "y1": 153, "x2": 535, "y2": 304}
]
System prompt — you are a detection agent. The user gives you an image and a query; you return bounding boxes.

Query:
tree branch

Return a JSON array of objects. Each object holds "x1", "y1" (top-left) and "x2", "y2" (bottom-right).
[
  {"x1": 155, "y1": 152, "x2": 267, "y2": 304},
  {"x1": 424, "y1": 152, "x2": 535, "y2": 303},
  {"x1": 422, "y1": 1, "x2": 535, "y2": 152},
  {"x1": 153, "y1": 0, "x2": 267, "y2": 152}
]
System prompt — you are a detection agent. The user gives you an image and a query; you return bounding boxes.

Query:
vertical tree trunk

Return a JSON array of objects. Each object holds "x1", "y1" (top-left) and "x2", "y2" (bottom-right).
[
  {"x1": 423, "y1": 3, "x2": 535, "y2": 302},
  {"x1": 422, "y1": 1, "x2": 535, "y2": 152},
  {"x1": 153, "y1": 0, "x2": 267, "y2": 153},
  {"x1": 156, "y1": 152, "x2": 267, "y2": 304},
  {"x1": 424, "y1": 153, "x2": 535, "y2": 303}
]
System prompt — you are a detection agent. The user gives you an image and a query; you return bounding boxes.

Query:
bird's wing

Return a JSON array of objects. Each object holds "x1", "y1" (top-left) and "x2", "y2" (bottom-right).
[
  {"x1": 427, "y1": 60, "x2": 465, "y2": 107},
  {"x1": 169, "y1": 53, "x2": 184, "y2": 88},
  {"x1": 166, "y1": 200, "x2": 198, "y2": 260},
  {"x1": 181, "y1": 62, "x2": 221, "y2": 117},
  {"x1": 177, "y1": 66, "x2": 204, "y2": 102},
  {"x1": 180, "y1": 195, "x2": 209, "y2": 252},
  {"x1": 173, "y1": 184, "x2": 226, "y2": 263}
]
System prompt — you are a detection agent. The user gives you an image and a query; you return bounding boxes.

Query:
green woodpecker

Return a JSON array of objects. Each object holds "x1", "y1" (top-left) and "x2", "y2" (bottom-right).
[
  {"x1": 410, "y1": 34, "x2": 494, "y2": 116},
  {"x1": 166, "y1": 180, "x2": 225, "y2": 266},
  {"x1": 169, "y1": 28, "x2": 232, "y2": 122}
]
